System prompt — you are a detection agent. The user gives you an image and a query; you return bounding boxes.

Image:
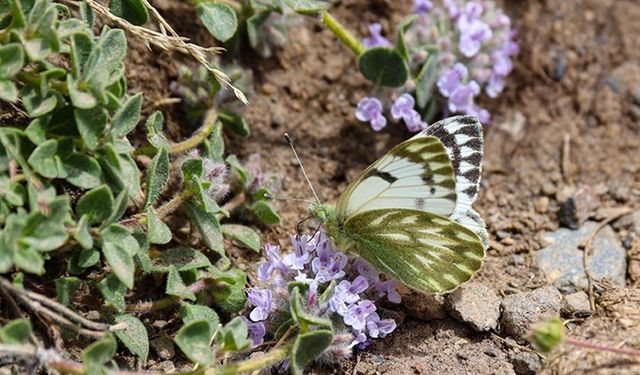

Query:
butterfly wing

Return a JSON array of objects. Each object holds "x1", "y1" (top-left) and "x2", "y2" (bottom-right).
[
  {"x1": 335, "y1": 135, "x2": 458, "y2": 219},
  {"x1": 415, "y1": 115, "x2": 488, "y2": 248},
  {"x1": 342, "y1": 208, "x2": 485, "y2": 293}
]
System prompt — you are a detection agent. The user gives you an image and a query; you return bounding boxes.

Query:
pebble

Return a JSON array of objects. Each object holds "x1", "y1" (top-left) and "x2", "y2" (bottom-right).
[
  {"x1": 534, "y1": 196, "x2": 549, "y2": 213},
  {"x1": 446, "y1": 283, "x2": 501, "y2": 332},
  {"x1": 402, "y1": 289, "x2": 448, "y2": 321},
  {"x1": 536, "y1": 221, "x2": 627, "y2": 292},
  {"x1": 557, "y1": 186, "x2": 595, "y2": 229},
  {"x1": 151, "y1": 334, "x2": 175, "y2": 360},
  {"x1": 549, "y1": 51, "x2": 567, "y2": 81},
  {"x1": 500, "y1": 285, "x2": 562, "y2": 338},
  {"x1": 511, "y1": 351, "x2": 543, "y2": 375},
  {"x1": 613, "y1": 211, "x2": 640, "y2": 236},
  {"x1": 148, "y1": 361, "x2": 175, "y2": 373},
  {"x1": 540, "y1": 181, "x2": 556, "y2": 196},
  {"x1": 561, "y1": 291, "x2": 592, "y2": 317}
]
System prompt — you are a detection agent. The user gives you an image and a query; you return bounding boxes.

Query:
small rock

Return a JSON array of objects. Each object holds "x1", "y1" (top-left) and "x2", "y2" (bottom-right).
[
  {"x1": 557, "y1": 186, "x2": 595, "y2": 229},
  {"x1": 148, "y1": 360, "x2": 175, "y2": 373},
  {"x1": 549, "y1": 51, "x2": 567, "y2": 81},
  {"x1": 511, "y1": 352, "x2": 543, "y2": 375},
  {"x1": 613, "y1": 211, "x2": 640, "y2": 236},
  {"x1": 540, "y1": 181, "x2": 556, "y2": 196},
  {"x1": 610, "y1": 186, "x2": 631, "y2": 202},
  {"x1": 402, "y1": 289, "x2": 447, "y2": 320},
  {"x1": 535, "y1": 196, "x2": 549, "y2": 213},
  {"x1": 536, "y1": 222, "x2": 627, "y2": 292},
  {"x1": 151, "y1": 334, "x2": 175, "y2": 360},
  {"x1": 561, "y1": 291, "x2": 592, "y2": 317},
  {"x1": 446, "y1": 283, "x2": 501, "y2": 332},
  {"x1": 501, "y1": 286, "x2": 562, "y2": 338}
]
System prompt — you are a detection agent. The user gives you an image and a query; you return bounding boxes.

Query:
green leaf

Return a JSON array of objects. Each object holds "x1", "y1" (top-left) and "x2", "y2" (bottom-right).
[
  {"x1": 290, "y1": 330, "x2": 333, "y2": 375},
  {"x1": 219, "y1": 109, "x2": 250, "y2": 137},
  {"x1": 111, "y1": 93, "x2": 142, "y2": 138},
  {"x1": 180, "y1": 302, "x2": 220, "y2": 338},
  {"x1": 290, "y1": 287, "x2": 332, "y2": 328},
  {"x1": 104, "y1": 189, "x2": 128, "y2": 226},
  {"x1": 152, "y1": 247, "x2": 212, "y2": 273},
  {"x1": 415, "y1": 54, "x2": 439, "y2": 108},
  {"x1": 0, "y1": 43, "x2": 24, "y2": 79},
  {"x1": 73, "y1": 215, "x2": 94, "y2": 250},
  {"x1": 0, "y1": 318, "x2": 32, "y2": 344},
  {"x1": 174, "y1": 320, "x2": 214, "y2": 365},
  {"x1": 183, "y1": 202, "x2": 224, "y2": 255},
  {"x1": 225, "y1": 154, "x2": 249, "y2": 185},
  {"x1": 358, "y1": 47, "x2": 409, "y2": 87},
  {"x1": 78, "y1": 248, "x2": 100, "y2": 268},
  {"x1": 13, "y1": 247, "x2": 44, "y2": 274},
  {"x1": 0, "y1": 79, "x2": 17, "y2": 102},
  {"x1": 395, "y1": 16, "x2": 417, "y2": 62},
  {"x1": 208, "y1": 122, "x2": 224, "y2": 161},
  {"x1": 103, "y1": 242, "x2": 134, "y2": 289},
  {"x1": 115, "y1": 314, "x2": 149, "y2": 363},
  {"x1": 251, "y1": 200, "x2": 281, "y2": 225},
  {"x1": 21, "y1": 84, "x2": 57, "y2": 117},
  {"x1": 97, "y1": 274, "x2": 126, "y2": 312},
  {"x1": 197, "y1": 3, "x2": 237, "y2": 42},
  {"x1": 70, "y1": 32, "x2": 94, "y2": 77},
  {"x1": 282, "y1": 0, "x2": 329, "y2": 15},
  {"x1": 109, "y1": 0, "x2": 148, "y2": 26},
  {"x1": 28, "y1": 139, "x2": 61, "y2": 178},
  {"x1": 166, "y1": 265, "x2": 195, "y2": 300},
  {"x1": 211, "y1": 268, "x2": 247, "y2": 314},
  {"x1": 67, "y1": 76, "x2": 97, "y2": 109},
  {"x1": 55, "y1": 277, "x2": 81, "y2": 306},
  {"x1": 77, "y1": 185, "x2": 113, "y2": 225},
  {"x1": 219, "y1": 317, "x2": 251, "y2": 352},
  {"x1": 62, "y1": 153, "x2": 102, "y2": 189},
  {"x1": 143, "y1": 146, "x2": 168, "y2": 209},
  {"x1": 74, "y1": 106, "x2": 108, "y2": 150},
  {"x1": 246, "y1": 11, "x2": 271, "y2": 50},
  {"x1": 83, "y1": 334, "x2": 116, "y2": 370},
  {"x1": 79, "y1": 2, "x2": 95, "y2": 28},
  {"x1": 147, "y1": 208, "x2": 171, "y2": 244},
  {"x1": 144, "y1": 111, "x2": 168, "y2": 149},
  {"x1": 101, "y1": 224, "x2": 139, "y2": 256},
  {"x1": 221, "y1": 224, "x2": 260, "y2": 252}
]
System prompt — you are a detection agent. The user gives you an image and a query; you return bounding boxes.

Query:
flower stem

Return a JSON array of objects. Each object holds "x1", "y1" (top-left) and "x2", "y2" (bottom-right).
[
  {"x1": 169, "y1": 108, "x2": 218, "y2": 155},
  {"x1": 321, "y1": 11, "x2": 364, "y2": 55},
  {"x1": 212, "y1": 347, "x2": 289, "y2": 375},
  {"x1": 565, "y1": 337, "x2": 640, "y2": 357}
]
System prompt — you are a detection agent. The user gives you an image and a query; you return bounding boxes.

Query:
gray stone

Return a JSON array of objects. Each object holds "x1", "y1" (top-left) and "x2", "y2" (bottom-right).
[
  {"x1": 446, "y1": 283, "x2": 501, "y2": 332},
  {"x1": 511, "y1": 352, "x2": 543, "y2": 375},
  {"x1": 151, "y1": 334, "x2": 175, "y2": 360},
  {"x1": 613, "y1": 211, "x2": 640, "y2": 236},
  {"x1": 557, "y1": 186, "x2": 595, "y2": 229},
  {"x1": 536, "y1": 222, "x2": 626, "y2": 293},
  {"x1": 561, "y1": 291, "x2": 592, "y2": 317},
  {"x1": 501, "y1": 286, "x2": 562, "y2": 338}
]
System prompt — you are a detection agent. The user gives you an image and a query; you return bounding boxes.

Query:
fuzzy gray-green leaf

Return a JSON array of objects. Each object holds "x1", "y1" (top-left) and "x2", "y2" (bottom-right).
[
  {"x1": 143, "y1": 146, "x2": 168, "y2": 209},
  {"x1": 112, "y1": 92, "x2": 142, "y2": 138},
  {"x1": 290, "y1": 330, "x2": 333, "y2": 375},
  {"x1": 174, "y1": 320, "x2": 214, "y2": 365},
  {"x1": 221, "y1": 224, "x2": 260, "y2": 252},
  {"x1": 197, "y1": 3, "x2": 237, "y2": 42},
  {"x1": 147, "y1": 208, "x2": 171, "y2": 244},
  {"x1": 115, "y1": 314, "x2": 149, "y2": 363}
]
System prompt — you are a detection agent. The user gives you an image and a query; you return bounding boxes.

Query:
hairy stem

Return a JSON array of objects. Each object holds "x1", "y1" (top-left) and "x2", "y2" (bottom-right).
[
  {"x1": 126, "y1": 278, "x2": 211, "y2": 313},
  {"x1": 212, "y1": 347, "x2": 289, "y2": 375},
  {"x1": 321, "y1": 11, "x2": 364, "y2": 55},
  {"x1": 565, "y1": 337, "x2": 640, "y2": 357},
  {"x1": 169, "y1": 109, "x2": 218, "y2": 154}
]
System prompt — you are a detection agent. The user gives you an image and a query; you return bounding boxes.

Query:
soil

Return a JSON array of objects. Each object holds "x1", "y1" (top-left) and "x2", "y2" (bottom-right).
[
  {"x1": 134, "y1": 0, "x2": 640, "y2": 373},
  {"x1": 6, "y1": 0, "x2": 640, "y2": 374}
]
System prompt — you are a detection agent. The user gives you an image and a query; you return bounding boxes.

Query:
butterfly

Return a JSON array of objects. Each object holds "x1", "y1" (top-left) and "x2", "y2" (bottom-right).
[{"x1": 309, "y1": 115, "x2": 488, "y2": 294}]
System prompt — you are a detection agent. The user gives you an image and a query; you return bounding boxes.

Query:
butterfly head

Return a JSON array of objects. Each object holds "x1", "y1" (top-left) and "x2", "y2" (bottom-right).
[{"x1": 309, "y1": 203, "x2": 336, "y2": 224}]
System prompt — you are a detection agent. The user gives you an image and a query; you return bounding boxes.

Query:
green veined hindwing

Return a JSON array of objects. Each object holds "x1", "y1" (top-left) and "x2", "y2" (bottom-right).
[{"x1": 317, "y1": 115, "x2": 487, "y2": 294}]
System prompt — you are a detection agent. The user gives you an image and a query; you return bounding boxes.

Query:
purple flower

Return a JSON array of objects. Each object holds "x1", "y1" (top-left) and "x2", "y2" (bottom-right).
[
  {"x1": 343, "y1": 300, "x2": 376, "y2": 331},
  {"x1": 366, "y1": 312, "x2": 397, "y2": 338},
  {"x1": 390, "y1": 94, "x2": 416, "y2": 120},
  {"x1": 330, "y1": 276, "x2": 369, "y2": 314},
  {"x1": 242, "y1": 317, "x2": 266, "y2": 346},
  {"x1": 283, "y1": 234, "x2": 314, "y2": 270},
  {"x1": 443, "y1": 0, "x2": 460, "y2": 18},
  {"x1": 413, "y1": 0, "x2": 433, "y2": 13},
  {"x1": 437, "y1": 63, "x2": 468, "y2": 97},
  {"x1": 492, "y1": 50, "x2": 513, "y2": 76},
  {"x1": 257, "y1": 244, "x2": 289, "y2": 282},
  {"x1": 374, "y1": 280, "x2": 402, "y2": 304},
  {"x1": 355, "y1": 97, "x2": 387, "y2": 131},
  {"x1": 448, "y1": 80, "x2": 480, "y2": 112},
  {"x1": 486, "y1": 73, "x2": 504, "y2": 98},
  {"x1": 247, "y1": 288, "x2": 274, "y2": 322},
  {"x1": 363, "y1": 23, "x2": 391, "y2": 48},
  {"x1": 311, "y1": 236, "x2": 348, "y2": 283},
  {"x1": 459, "y1": 20, "x2": 492, "y2": 57},
  {"x1": 391, "y1": 94, "x2": 427, "y2": 133},
  {"x1": 466, "y1": 104, "x2": 490, "y2": 123}
]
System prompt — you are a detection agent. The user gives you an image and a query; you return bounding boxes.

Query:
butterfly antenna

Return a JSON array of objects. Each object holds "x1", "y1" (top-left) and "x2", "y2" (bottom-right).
[
  {"x1": 308, "y1": 222, "x2": 323, "y2": 243},
  {"x1": 296, "y1": 215, "x2": 311, "y2": 236},
  {"x1": 284, "y1": 133, "x2": 322, "y2": 205},
  {"x1": 264, "y1": 192, "x2": 316, "y2": 205}
]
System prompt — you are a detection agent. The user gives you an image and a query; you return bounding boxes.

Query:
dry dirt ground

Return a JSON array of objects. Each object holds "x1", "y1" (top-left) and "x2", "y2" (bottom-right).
[{"x1": 114, "y1": 0, "x2": 640, "y2": 373}]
